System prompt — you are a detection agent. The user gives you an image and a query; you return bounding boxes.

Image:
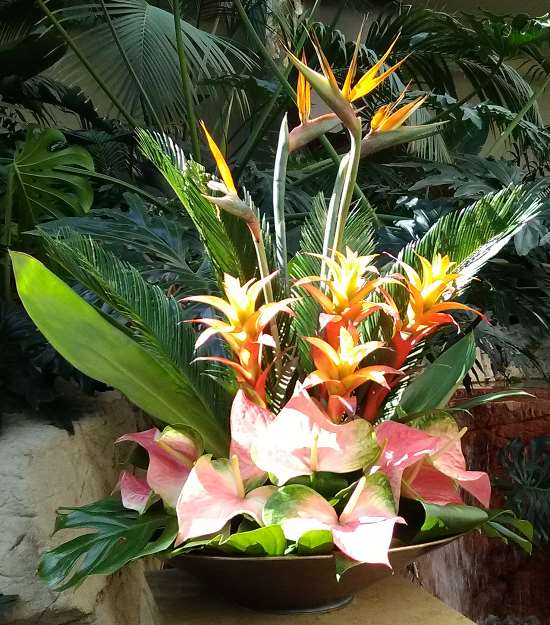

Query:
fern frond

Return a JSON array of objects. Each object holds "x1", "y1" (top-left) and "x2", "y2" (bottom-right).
[{"x1": 41, "y1": 229, "x2": 230, "y2": 432}]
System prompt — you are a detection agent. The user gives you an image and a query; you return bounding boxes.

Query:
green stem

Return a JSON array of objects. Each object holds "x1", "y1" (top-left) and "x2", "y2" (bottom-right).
[
  {"x1": 172, "y1": 0, "x2": 201, "y2": 161},
  {"x1": 36, "y1": 0, "x2": 138, "y2": 128},
  {"x1": 232, "y1": 0, "x2": 374, "y2": 221},
  {"x1": 99, "y1": 0, "x2": 163, "y2": 129},
  {"x1": 2, "y1": 167, "x2": 14, "y2": 302},
  {"x1": 321, "y1": 153, "x2": 348, "y2": 280},
  {"x1": 332, "y1": 123, "x2": 362, "y2": 255},
  {"x1": 486, "y1": 72, "x2": 550, "y2": 157},
  {"x1": 273, "y1": 114, "x2": 289, "y2": 288}
]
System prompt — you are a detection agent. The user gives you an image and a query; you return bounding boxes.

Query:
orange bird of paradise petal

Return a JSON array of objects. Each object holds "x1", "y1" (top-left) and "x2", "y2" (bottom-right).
[{"x1": 200, "y1": 120, "x2": 237, "y2": 194}]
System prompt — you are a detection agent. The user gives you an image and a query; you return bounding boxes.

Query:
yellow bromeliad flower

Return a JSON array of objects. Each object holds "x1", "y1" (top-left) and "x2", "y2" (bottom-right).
[
  {"x1": 184, "y1": 273, "x2": 293, "y2": 353},
  {"x1": 398, "y1": 253, "x2": 476, "y2": 329},
  {"x1": 287, "y1": 33, "x2": 407, "y2": 130},
  {"x1": 303, "y1": 327, "x2": 398, "y2": 421},
  {"x1": 295, "y1": 248, "x2": 392, "y2": 325},
  {"x1": 370, "y1": 87, "x2": 427, "y2": 133}
]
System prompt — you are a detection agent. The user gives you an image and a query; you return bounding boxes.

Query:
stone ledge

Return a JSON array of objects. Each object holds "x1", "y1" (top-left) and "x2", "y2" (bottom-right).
[
  {"x1": 0, "y1": 391, "x2": 160, "y2": 625},
  {"x1": 149, "y1": 568, "x2": 475, "y2": 625}
]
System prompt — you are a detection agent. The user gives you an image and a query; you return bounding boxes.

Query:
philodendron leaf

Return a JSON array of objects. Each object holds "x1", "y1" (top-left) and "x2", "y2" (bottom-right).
[
  {"x1": 400, "y1": 333, "x2": 476, "y2": 416},
  {"x1": 11, "y1": 128, "x2": 94, "y2": 227},
  {"x1": 218, "y1": 525, "x2": 287, "y2": 556},
  {"x1": 482, "y1": 510, "x2": 533, "y2": 554},
  {"x1": 10, "y1": 252, "x2": 228, "y2": 456},
  {"x1": 38, "y1": 497, "x2": 177, "y2": 590},
  {"x1": 449, "y1": 390, "x2": 534, "y2": 411},
  {"x1": 296, "y1": 529, "x2": 334, "y2": 555},
  {"x1": 397, "y1": 498, "x2": 488, "y2": 543}
]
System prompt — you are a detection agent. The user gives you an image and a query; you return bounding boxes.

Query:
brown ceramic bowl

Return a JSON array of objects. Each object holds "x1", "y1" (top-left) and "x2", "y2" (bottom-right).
[{"x1": 172, "y1": 535, "x2": 459, "y2": 613}]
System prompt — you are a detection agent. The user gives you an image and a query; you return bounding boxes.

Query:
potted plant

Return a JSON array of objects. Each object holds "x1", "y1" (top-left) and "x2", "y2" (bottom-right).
[{"x1": 12, "y1": 33, "x2": 534, "y2": 613}]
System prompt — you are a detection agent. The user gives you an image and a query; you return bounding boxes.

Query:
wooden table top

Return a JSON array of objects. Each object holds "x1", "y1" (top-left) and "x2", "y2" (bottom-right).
[{"x1": 149, "y1": 568, "x2": 474, "y2": 625}]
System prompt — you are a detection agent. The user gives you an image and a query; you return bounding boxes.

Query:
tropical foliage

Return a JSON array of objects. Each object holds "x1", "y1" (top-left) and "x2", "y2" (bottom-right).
[{"x1": 9, "y1": 26, "x2": 539, "y2": 589}]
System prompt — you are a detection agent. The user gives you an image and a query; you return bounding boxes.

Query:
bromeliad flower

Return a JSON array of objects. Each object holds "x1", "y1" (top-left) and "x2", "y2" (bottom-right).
[
  {"x1": 263, "y1": 473, "x2": 404, "y2": 565},
  {"x1": 184, "y1": 272, "x2": 293, "y2": 353},
  {"x1": 375, "y1": 416, "x2": 491, "y2": 508},
  {"x1": 251, "y1": 388, "x2": 379, "y2": 485},
  {"x1": 287, "y1": 34, "x2": 407, "y2": 130},
  {"x1": 116, "y1": 426, "x2": 202, "y2": 509},
  {"x1": 175, "y1": 455, "x2": 275, "y2": 544},
  {"x1": 304, "y1": 327, "x2": 399, "y2": 421}
]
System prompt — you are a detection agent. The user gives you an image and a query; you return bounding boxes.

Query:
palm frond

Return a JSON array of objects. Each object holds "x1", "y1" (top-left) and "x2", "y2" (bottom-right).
[
  {"x1": 41, "y1": 229, "x2": 230, "y2": 428},
  {"x1": 396, "y1": 183, "x2": 545, "y2": 290},
  {"x1": 48, "y1": 0, "x2": 255, "y2": 126}
]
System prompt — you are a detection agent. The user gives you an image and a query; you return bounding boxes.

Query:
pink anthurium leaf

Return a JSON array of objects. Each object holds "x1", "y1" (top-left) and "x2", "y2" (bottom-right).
[
  {"x1": 375, "y1": 420, "x2": 436, "y2": 504},
  {"x1": 252, "y1": 389, "x2": 379, "y2": 485},
  {"x1": 262, "y1": 484, "x2": 338, "y2": 541},
  {"x1": 409, "y1": 413, "x2": 491, "y2": 508},
  {"x1": 229, "y1": 390, "x2": 274, "y2": 489},
  {"x1": 175, "y1": 455, "x2": 275, "y2": 545},
  {"x1": 402, "y1": 463, "x2": 463, "y2": 505},
  {"x1": 333, "y1": 473, "x2": 404, "y2": 566},
  {"x1": 116, "y1": 426, "x2": 202, "y2": 508},
  {"x1": 118, "y1": 471, "x2": 158, "y2": 514}
]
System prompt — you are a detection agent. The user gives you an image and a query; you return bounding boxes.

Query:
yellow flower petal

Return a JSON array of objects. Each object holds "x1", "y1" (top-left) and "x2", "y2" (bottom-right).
[
  {"x1": 297, "y1": 51, "x2": 311, "y2": 124},
  {"x1": 200, "y1": 121, "x2": 237, "y2": 194}
]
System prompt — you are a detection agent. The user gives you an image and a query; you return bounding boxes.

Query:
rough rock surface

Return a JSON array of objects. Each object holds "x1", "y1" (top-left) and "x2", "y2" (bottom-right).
[
  {"x1": 0, "y1": 390, "x2": 161, "y2": 625},
  {"x1": 413, "y1": 388, "x2": 550, "y2": 625}
]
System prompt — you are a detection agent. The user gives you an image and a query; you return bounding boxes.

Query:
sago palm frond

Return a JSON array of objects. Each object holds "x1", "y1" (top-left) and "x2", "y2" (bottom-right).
[
  {"x1": 41, "y1": 229, "x2": 230, "y2": 427},
  {"x1": 137, "y1": 130, "x2": 249, "y2": 283}
]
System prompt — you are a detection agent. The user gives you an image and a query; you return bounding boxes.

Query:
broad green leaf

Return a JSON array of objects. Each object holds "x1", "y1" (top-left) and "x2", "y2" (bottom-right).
[
  {"x1": 397, "y1": 498, "x2": 488, "y2": 543},
  {"x1": 10, "y1": 129, "x2": 94, "y2": 227},
  {"x1": 11, "y1": 252, "x2": 228, "y2": 456},
  {"x1": 286, "y1": 472, "x2": 350, "y2": 500},
  {"x1": 400, "y1": 333, "x2": 476, "y2": 415},
  {"x1": 218, "y1": 525, "x2": 287, "y2": 556},
  {"x1": 38, "y1": 497, "x2": 177, "y2": 590},
  {"x1": 296, "y1": 529, "x2": 334, "y2": 555},
  {"x1": 449, "y1": 390, "x2": 533, "y2": 411}
]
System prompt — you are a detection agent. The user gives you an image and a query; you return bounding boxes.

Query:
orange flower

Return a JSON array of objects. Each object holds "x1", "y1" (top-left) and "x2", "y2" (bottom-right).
[
  {"x1": 295, "y1": 248, "x2": 395, "y2": 326},
  {"x1": 287, "y1": 33, "x2": 407, "y2": 129},
  {"x1": 303, "y1": 327, "x2": 398, "y2": 421},
  {"x1": 370, "y1": 88, "x2": 427, "y2": 133},
  {"x1": 184, "y1": 273, "x2": 293, "y2": 353}
]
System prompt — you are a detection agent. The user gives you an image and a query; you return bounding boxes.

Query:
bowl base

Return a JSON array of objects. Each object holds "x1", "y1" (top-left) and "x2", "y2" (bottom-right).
[{"x1": 241, "y1": 594, "x2": 354, "y2": 615}]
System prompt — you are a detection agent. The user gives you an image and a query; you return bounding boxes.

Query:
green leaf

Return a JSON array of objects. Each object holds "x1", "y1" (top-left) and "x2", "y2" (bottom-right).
[
  {"x1": 9, "y1": 129, "x2": 94, "y2": 227},
  {"x1": 38, "y1": 497, "x2": 177, "y2": 590},
  {"x1": 449, "y1": 390, "x2": 534, "y2": 411},
  {"x1": 218, "y1": 525, "x2": 287, "y2": 556},
  {"x1": 296, "y1": 530, "x2": 334, "y2": 555},
  {"x1": 398, "y1": 499, "x2": 488, "y2": 543},
  {"x1": 482, "y1": 510, "x2": 533, "y2": 554},
  {"x1": 285, "y1": 472, "x2": 350, "y2": 500},
  {"x1": 400, "y1": 333, "x2": 476, "y2": 416},
  {"x1": 10, "y1": 251, "x2": 228, "y2": 456}
]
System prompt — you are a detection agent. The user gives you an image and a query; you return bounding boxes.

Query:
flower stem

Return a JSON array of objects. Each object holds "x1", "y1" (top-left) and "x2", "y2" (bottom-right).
[{"x1": 331, "y1": 122, "x2": 363, "y2": 255}]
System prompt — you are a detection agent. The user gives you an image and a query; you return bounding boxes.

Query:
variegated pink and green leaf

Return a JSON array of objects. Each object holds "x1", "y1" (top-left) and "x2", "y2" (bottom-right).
[
  {"x1": 175, "y1": 455, "x2": 275, "y2": 544},
  {"x1": 116, "y1": 426, "x2": 203, "y2": 508},
  {"x1": 252, "y1": 389, "x2": 379, "y2": 485}
]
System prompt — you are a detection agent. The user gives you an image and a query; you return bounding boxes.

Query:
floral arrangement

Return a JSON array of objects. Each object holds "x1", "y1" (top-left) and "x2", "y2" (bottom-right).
[{"x1": 12, "y1": 32, "x2": 534, "y2": 590}]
